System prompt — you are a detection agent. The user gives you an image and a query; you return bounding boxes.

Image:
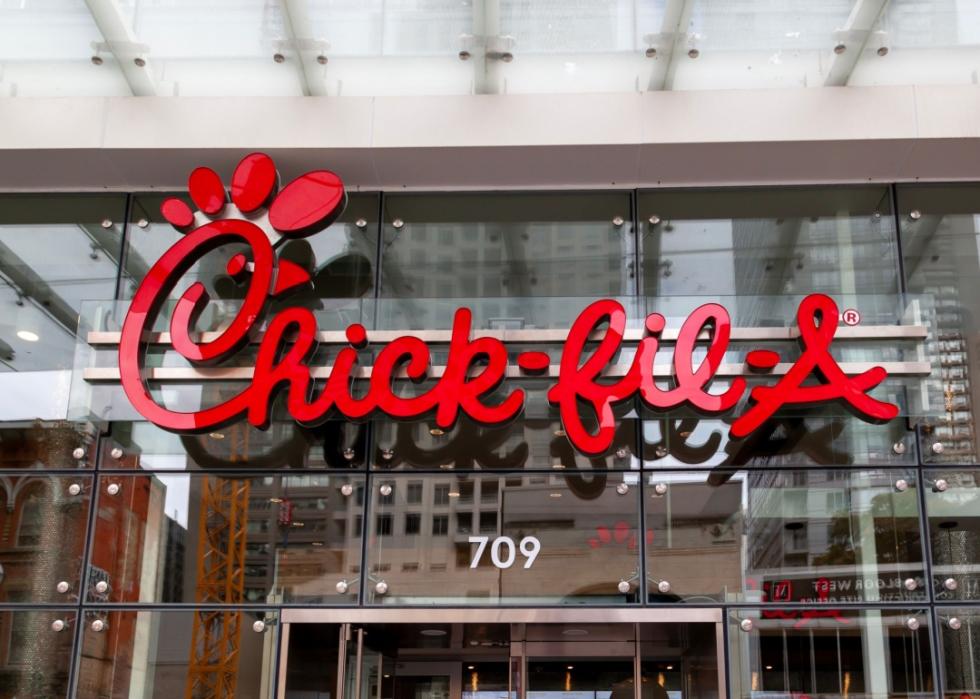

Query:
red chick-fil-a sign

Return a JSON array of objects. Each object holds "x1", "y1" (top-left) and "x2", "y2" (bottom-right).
[{"x1": 116, "y1": 153, "x2": 902, "y2": 456}]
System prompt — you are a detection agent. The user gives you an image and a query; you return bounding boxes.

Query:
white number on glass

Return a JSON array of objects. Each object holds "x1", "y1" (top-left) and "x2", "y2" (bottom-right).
[{"x1": 469, "y1": 536, "x2": 541, "y2": 569}]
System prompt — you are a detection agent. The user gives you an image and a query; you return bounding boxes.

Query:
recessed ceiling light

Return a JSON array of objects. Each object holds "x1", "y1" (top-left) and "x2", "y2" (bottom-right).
[
  {"x1": 448, "y1": 491, "x2": 460, "y2": 498},
  {"x1": 549, "y1": 492, "x2": 562, "y2": 498},
  {"x1": 567, "y1": 665, "x2": 574, "y2": 670},
  {"x1": 561, "y1": 628, "x2": 589, "y2": 636},
  {"x1": 765, "y1": 665, "x2": 773, "y2": 670},
  {"x1": 666, "y1": 665, "x2": 673, "y2": 670},
  {"x1": 208, "y1": 432, "x2": 225, "y2": 440},
  {"x1": 420, "y1": 629, "x2": 447, "y2": 637},
  {"x1": 429, "y1": 426, "x2": 445, "y2": 436},
  {"x1": 468, "y1": 665, "x2": 475, "y2": 670},
  {"x1": 16, "y1": 330, "x2": 38, "y2": 342}
]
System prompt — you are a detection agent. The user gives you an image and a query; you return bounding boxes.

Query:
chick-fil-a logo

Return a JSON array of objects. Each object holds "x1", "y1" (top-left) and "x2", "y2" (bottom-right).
[{"x1": 118, "y1": 153, "x2": 900, "y2": 456}]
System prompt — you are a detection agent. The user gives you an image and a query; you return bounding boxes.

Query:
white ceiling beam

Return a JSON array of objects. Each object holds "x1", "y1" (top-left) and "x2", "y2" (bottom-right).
[
  {"x1": 824, "y1": 0, "x2": 892, "y2": 86},
  {"x1": 279, "y1": 0, "x2": 328, "y2": 97},
  {"x1": 647, "y1": 0, "x2": 694, "y2": 91},
  {"x1": 83, "y1": 0, "x2": 156, "y2": 96}
]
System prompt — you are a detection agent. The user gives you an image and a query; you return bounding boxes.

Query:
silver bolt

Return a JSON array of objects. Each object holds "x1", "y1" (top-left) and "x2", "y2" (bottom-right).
[
  {"x1": 892, "y1": 442, "x2": 907, "y2": 455},
  {"x1": 903, "y1": 578, "x2": 917, "y2": 591},
  {"x1": 654, "y1": 483, "x2": 668, "y2": 496},
  {"x1": 91, "y1": 619, "x2": 107, "y2": 633},
  {"x1": 739, "y1": 619, "x2": 753, "y2": 632},
  {"x1": 94, "y1": 580, "x2": 109, "y2": 594},
  {"x1": 645, "y1": 48, "x2": 657, "y2": 58},
  {"x1": 375, "y1": 580, "x2": 388, "y2": 595},
  {"x1": 252, "y1": 619, "x2": 266, "y2": 633},
  {"x1": 316, "y1": 54, "x2": 328, "y2": 65},
  {"x1": 894, "y1": 479, "x2": 909, "y2": 492},
  {"x1": 106, "y1": 483, "x2": 121, "y2": 496},
  {"x1": 909, "y1": 210, "x2": 922, "y2": 220},
  {"x1": 273, "y1": 52, "x2": 285, "y2": 63},
  {"x1": 934, "y1": 478, "x2": 949, "y2": 492},
  {"x1": 379, "y1": 484, "x2": 392, "y2": 497},
  {"x1": 137, "y1": 218, "x2": 149, "y2": 228},
  {"x1": 381, "y1": 448, "x2": 394, "y2": 461},
  {"x1": 72, "y1": 447, "x2": 86, "y2": 460},
  {"x1": 931, "y1": 442, "x2": 945, "y2": 455},
  {"x1": 947, "y1": 617, "x2": 962, "y2": 630},
  {"x1": 654, "y1": 446, "x2": 668, "y2": 459},
  {"x1": 500, "y1": 52, "x2": 514, "y2": 63},
  {"x1": 617, "y1": 580, "x2": 631, "y2": 594},
  {"x1": 100, "y1": 218, "x2": 112, "y2": 229},
  {"x1": 51, "y1": 619, "x2": 67, "y2": 632},
  {"x1": 110, "y1": 447, "x2": 123, "y2": 460},
  {"x1": 688, "y1": 48, "x2": 700, "y2": 58},
  {"x1": 906, "y1": 617, "x2": 920, "y2": 631},
  {"x1": 877, "y1": 46, "x2": 889, "y2": 57},
  {"x1": 648, "y1": 215, "x2": 661, "y2": 225},
  {"x1": 459, "y1": 50, "x2": 471, "y2": 61},
  {"x1": 616, "y1": 483, "x2": 629, "y2": 495},
  {"x1": 392, "y1": 218, "x2": 404, "y2": 230},
  {"x1": 612, "y1": 215, "x2": 625, "y2": 227},
  {"x1": 133, "y1": 56, "x2": 146, "y2": 67},
  {"x1": 873, "y1": 211, "x2": 882, "y2": 219},
  {"x1": 355, "y1": 218, "x2": 367, "y2": 229},
  {"x1": 944, "y1": 577, "x2": 958, "y2": 591},
  {"x1": 658, "y1": 580, "x2": 671, "y2": 594},
  {"x1": 68, "y1": 483, "x2": 82, "y2": 496},
  {"x1": 615, "y1": 447, "x2": 628, "y2": 459},
  {"x1": 340, "y1": 483, "x2": 354, "y2": 497},
  {"x1": 56, "y1": 581, "x2": 71, "y2": 594},
  {"x1": 342, "y1": 447, "x2": 356, "y2": 461},
  {"x1": 90, "y1": 55, "x2": 103, "y2": 66},
  {"x1": 834, "y1": 43, "x2": 846, "y2": 54},
  {"x1": 336, "y1": 580, "x2": 350, "y2": 594}
]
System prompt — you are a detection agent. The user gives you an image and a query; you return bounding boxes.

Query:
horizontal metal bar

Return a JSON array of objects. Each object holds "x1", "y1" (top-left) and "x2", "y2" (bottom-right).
[
  {"x1": 83, "y1": 360, "x2": 932, "y2": 382},
  {"x1": 280, "y1": 607, "x2": 722, "y2": 625},
  {"x1": 86, "y1": 324, "x2": 928, "y2": 347}
]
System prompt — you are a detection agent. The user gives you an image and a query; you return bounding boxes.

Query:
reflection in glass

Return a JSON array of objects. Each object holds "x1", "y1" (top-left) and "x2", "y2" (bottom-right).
[
  {"x1": 367, "y1": 474, "x2": 641, "y2": 604},
  {"x1": 0, "y1": 609, "x2": 74, "y2": 697},
  {"x1": 75, "y1": 608, "x2": 276, "y2": 699},
  {"x1": 899, "y1": 184, "x2": 980, "y2": 464},
  {"x1": 646, "y1": 470, "x2": 925, "y2": 603},
  {"x1": 88, "y1": 474, "x2": 363, "y2": 604},
  {"x1": 924, "y1": 469, "x2": 980, "y2": 601},
  {"x1": 936, "y1": 608, "x2": 980, "y2": 699},
  {"x1": 729, "y1": 609, "x2": 934, "y2": 699}
]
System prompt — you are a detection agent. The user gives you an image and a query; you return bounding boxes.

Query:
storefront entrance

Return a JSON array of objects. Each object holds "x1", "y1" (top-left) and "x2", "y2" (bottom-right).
[{"x1": 278, "y1": 610, "x2": 724, "y2": 699}]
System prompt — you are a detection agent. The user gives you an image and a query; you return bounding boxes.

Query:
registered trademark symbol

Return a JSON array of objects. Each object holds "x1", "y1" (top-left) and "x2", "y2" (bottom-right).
[{"x1": 841, "y1": 309, "x2": 861, "y2": 326}]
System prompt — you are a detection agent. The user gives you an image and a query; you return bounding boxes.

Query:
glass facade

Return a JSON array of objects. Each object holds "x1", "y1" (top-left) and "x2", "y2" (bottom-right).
[{"x1": 0, "y1": 184, "x2": 977, "y2": 698}]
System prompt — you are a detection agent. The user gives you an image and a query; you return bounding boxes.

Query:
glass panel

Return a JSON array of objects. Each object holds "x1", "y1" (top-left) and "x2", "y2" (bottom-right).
[
  {"x1": 924, "y1": 469, "x2": 980, "y2": 601},
  {"x1": 75, "y1": 608, "x2": 277, "y2": 698},
  {"x1": 86, "y1": 473, "x2": 364, "y2": 604},
  {"x1": 284, "y1": 623, "x2": 343, "y2": 698},
  {"x1": 729, "y1": 608, "x2": 935, "y2": 699},
  {"x1": 371, "y1": 416, "x2": 640, "y2": 471},
  {"x1": 640, "y1": 622, "x2": 720, "y2": 699},
  {"x1": 366, "y1": 473, "x2": 641, "y2": 604},
  {"x1": 123, "y1": 192, "x2": 379, "y2": 302},
  {"x1": 99, "y1": 420, "x2": 368, "y2": 470},
  {"x1": 0, "y1": 422, "x2": 97, "y2": 469},
  {"x1": 0, "y1": 0, "x2": 130, "y2": 97},
  {"x1": 645, "y1": 470, "x2": 925, "y2": 603},
  {"x1": 0, "y1": 609, "x2": 76, "y2": 697},
  {"x1": 0, "y1": 475, "x2": 92, "y2": 603},
  {"x1": 638, "y1": 187, "x2": 898, "y2": 303},
  {"x1": 380, "y1": 193, "x2": 636, "y2": 302},
  {"x1": 0, "y1": 194, "x2": 126, "y2": 421},
  {"x1": 936, "y1": 608, "x2": 980, "y2": 699},
  {"x1": 898, "y1": 184, "x2": 980, "y2": 464}
]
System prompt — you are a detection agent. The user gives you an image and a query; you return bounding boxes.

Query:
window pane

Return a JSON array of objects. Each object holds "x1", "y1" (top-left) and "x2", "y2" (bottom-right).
[
  {"x1": 729, "y1": 609, "x2": 934, "y2": 699},
  {"x1": 366, "y1": 473, "x2": 641, "y2": 604},
  {"x1": 0, "y1": 475, "x2": 91, "y2": 603},
  {"x1": 0, "y1": 194, "x2": 126, "y2": 421},
  {"x1": 86, "y1": 474, "x2": 364, "y2": 604},
  {"x1": 638, "y1": 187, "x2": 898, "y2": 303},
  {"x1": 0, "y1": 422, "x2": 96, "y2": 469},
  {"x1": 898, "y1": 184, "x2": 980, "y2": 464},
  {"x1": 380, "y1": 193, "x2": 635, "y2": 303},
  {"x1": 936, "y1": 607, "x2": 980, "y2": 699},
  {"x1": 646, "y1": 470, "x2": 925, "y2": 603},
  {"x1": 924, "y1": 469, "x2": 980, "y2": 601},
  {"x1": 75, "y1": 609, "x2": 277, "y2": 698},
  {"x1": 0, "y1": 609, "x2": 75, "y2": 696}
]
